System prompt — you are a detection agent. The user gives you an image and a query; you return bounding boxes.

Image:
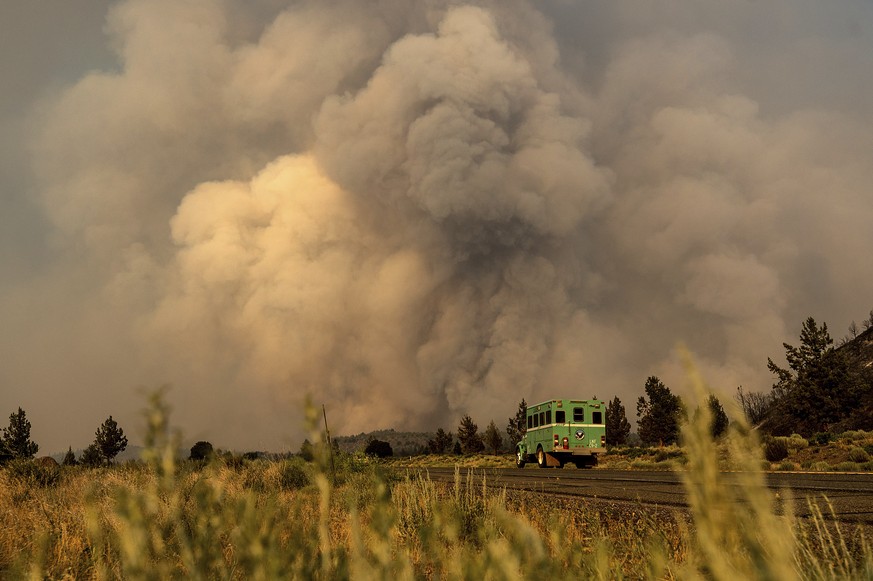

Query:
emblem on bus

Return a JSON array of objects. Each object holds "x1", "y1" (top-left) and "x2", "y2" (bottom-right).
[{"x1": 575, "y1": 429, "x2": 585, "y2": 440}]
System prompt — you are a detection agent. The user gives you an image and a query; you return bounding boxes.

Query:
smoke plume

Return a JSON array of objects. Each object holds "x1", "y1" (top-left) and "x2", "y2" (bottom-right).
[{"x1": 5, "y1": 0, "x2": 873, "y2": 450}]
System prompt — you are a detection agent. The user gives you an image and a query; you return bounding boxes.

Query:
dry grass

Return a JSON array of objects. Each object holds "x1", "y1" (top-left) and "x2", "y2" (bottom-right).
[{"x1": 1, "y1": 382, "x2": 872, "y2": 579}]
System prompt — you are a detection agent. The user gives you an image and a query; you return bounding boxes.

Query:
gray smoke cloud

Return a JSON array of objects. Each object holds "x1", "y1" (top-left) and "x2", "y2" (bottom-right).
[{"x1": 2, "y1": 0, "x2": 872, "y2": 452}]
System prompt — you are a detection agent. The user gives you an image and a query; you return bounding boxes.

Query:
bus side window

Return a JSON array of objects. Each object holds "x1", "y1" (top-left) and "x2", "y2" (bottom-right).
[
  {"x1": 573, "y1": 408, "x2": 584, "y2": 422},
  {"x1": 556, "y1": 410, "x2": 565, "y2": 423},
  {"x1": 592, "y1": 411, "x2": 603, "y2": 424},
  {"x1": 533, "y1": 414, "x2": 539, "y2": 428},
  {"x1": 527, "y1": 415, "x2": 533, "y2": 430},
  {"x1": 546, "y1": 410, "x2": 552, "y2": 424},
  {"x1": 539, "y1": 412, "x2": 545, "y2": 426}
]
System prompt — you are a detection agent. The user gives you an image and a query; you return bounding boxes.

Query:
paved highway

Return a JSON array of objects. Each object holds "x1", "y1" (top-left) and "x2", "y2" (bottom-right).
[{"x1": 411, "y1": 467, "x2": 873, "y2": 524}]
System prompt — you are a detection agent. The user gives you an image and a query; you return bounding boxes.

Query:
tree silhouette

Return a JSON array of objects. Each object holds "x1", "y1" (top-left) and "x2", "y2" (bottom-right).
[
  {"x1": 189, "y1": 441, "x2": 214, "y2": 461},
  {"x1": 483, "y1": 420, "x2": 503, "y2": 454},
  {"x1": 456, "y1": 415, "x2": 484, "y2": 454},
  {"x1": 364, "y1": 439, "x2": 392, "y2": 458},
  {"x1": 605, "y1": 396, "x2": 631, "y2": 446},
  {"x1": 2, "y1": 407, "x2": 38, "y2": 459},
  {"x1": 94, "y1": 416, "x2": 128, "y2": 465},
  {"x1": 707, "y1": 395, "x2": 729, "y2": 438},
  {"x1": 637, "y1": 377, "x2": 683, "y2": 446},
  {"x1": 505, "y1": 398, "x2": 527, "y2": 447},
  {"x1": 62, "y1": 447, "x2": 78, "y2": 466},
  {"x1": 80, "y1": 443, "x2": 103, "y2": 467},
  {"x1": 426, "y1": 428, "x2": 453, "y2": 454}
]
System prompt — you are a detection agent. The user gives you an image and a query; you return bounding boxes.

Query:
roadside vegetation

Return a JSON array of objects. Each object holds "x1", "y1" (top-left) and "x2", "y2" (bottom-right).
[{"x1": 3, "y1": 375, "x2": 873, "y2": 580}]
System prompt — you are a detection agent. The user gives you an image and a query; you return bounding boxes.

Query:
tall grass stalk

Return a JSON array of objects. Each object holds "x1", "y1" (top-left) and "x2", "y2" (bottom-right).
[{"x1": 1, "y1": 381, "x2": 872, "y2": 579}]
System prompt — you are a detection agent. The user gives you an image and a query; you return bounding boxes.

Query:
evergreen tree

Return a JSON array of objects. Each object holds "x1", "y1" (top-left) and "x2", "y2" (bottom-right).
[
  {"x1": 62, "y1": 447, "x2": 78, "y2": 466},
  {"x1": 766, "y1": 316, "x2": 866, "y2": 435},
  {"x1": 483, "y1": 420, "x2": 503, "y2": 454},
  {"x1": 456, "y1": 415, "x2": 484, "y2": 454},
  {"x1": 94, "y1": 416, "x2": 128, "y2": 465},
  {"x1": 636, "y1": 376, "x2": 683, "y2": 446},
  {"x1": 2, "y1": 407, "x2": 38, "y2": 459},
  {"x1": 505, "y1": 398, "x2": 527, "y2": 447},
  {"x1": 426, "y1": 428, "x2": 453, "y2": 454},
  {"x1": 299, "y1": 439, "x2": 314, "y2": 462},
  {"x1": 707, "y1": 395, "x2": 730, "y2": 438},
  {"x1": 605, "y1": 396, "x2": 631, "y2": 446},
  {"x1": 80, "y1": 443, "x2": 103, "y2": 467}
]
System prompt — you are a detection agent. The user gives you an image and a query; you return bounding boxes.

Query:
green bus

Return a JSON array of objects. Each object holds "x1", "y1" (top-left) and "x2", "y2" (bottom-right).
[{"x1": 515, "y1": 399, "x2": 606, "y2": 468}]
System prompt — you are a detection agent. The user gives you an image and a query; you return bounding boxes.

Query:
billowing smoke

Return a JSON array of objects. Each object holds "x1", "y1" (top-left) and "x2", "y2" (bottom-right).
[{"x1": 5, "y1": 0, "x2": 873, "y2": 450}]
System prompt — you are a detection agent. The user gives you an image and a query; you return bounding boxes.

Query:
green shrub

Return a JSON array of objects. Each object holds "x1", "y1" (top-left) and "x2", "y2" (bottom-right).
[
  {"x1": 862, "y1": 461, "x2": 873, "y2": 472},
  {"x1": 838, "y1": 430, "x2": 869, "y2": 442},
  {"x1": 811, "y1": 461, "x2": 831, "y2": 472},
  {"x1": 764, "y1": 438, "x2": 789, "y2": 462},
  {"x1": 787, "y1": 434, "x2": 808, "y2": 451},
  {"x1": 835, "y1": 462, "x2": 861, "y2": 472},
  {"x1": 847, "y1": 447, "x2": 871, "y2": 463},
  {"x1": 777, "y1": 461, "x2": 796, "y2": 471},
  {"x1": 810, "y1": 432, "x2": 833, "y2": 446}
]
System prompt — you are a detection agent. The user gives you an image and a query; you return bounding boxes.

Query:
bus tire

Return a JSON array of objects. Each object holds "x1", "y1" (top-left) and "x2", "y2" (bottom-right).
[
  {"x1": 536, "y1": 446, "x2": 548, "y2": 468},
  {"x1": 516, "y1": 448, "x2": 526, "y2": 468}
]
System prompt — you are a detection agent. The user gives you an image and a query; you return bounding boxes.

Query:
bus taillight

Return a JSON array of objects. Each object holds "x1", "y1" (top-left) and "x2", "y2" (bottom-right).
[
  {"x1": 553, "y1": 434, "x2": 559, "y2": 448},
  {"x1": 562, "y1": 437, "x2": 569, "y2": 450},
  {"x1": 601, "y1": 435, "x2": 606, "y2": 447}
]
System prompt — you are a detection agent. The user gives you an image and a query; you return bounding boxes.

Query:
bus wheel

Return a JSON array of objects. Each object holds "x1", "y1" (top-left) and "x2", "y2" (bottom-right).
[
  {"x1": 536, "y1": 447, "x2": 548, "y2": 468},
  {"x1": 516, "y1": 448, "x2": 526, "y2": 468}
]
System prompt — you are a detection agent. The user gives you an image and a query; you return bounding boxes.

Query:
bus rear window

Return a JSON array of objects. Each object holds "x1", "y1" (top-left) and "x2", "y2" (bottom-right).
[
  {"x1": 556, "y1": 410, "x2": 565, "y2": 423},
  {"x1": 592, "y1": 411, "x2": 602, "y2": 424},
  {"x1": 573, "y1": 408, "x2": 584, "y2": 422}
]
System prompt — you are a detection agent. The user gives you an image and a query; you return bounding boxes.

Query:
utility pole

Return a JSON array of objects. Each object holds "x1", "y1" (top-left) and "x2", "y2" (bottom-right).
[{"x1": 322, "y1": 404, "x2": 336, "y2": 485}]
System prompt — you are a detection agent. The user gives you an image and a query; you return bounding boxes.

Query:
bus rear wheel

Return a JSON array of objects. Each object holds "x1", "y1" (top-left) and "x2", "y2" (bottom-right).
[{"x1": 536, "y1": 447, "x2": 548, "y2": 468}]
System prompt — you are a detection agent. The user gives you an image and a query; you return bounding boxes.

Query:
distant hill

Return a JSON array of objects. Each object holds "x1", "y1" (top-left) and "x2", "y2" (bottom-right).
[{"x1": 333, "y1": 429, "x2": 435, "y2": 456}]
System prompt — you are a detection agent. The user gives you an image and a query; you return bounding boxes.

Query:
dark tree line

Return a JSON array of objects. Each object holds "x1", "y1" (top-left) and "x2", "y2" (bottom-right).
[{"x1": 0, "y1": 408, "x2": 128, "y2": 467}]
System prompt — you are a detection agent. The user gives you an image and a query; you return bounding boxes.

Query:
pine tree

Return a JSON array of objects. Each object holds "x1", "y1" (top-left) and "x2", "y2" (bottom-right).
[
  {"x1": 637, "y1": 376, "x2": 683, "y2": 446},
  {"x1": 456, "y1": 415, "x2": 484, "y2": 454},
  {"x1": 766, "y1": 316, "x2": 865, "y2": 435},
  {"x1": 707, "y1": 395, "x2": 729, "y2": 438},
  {"x1": 483, "y1": 420, "x2": 503, "y2": 454},
  {"x1": 80, "y1": 443, "x2": 103, "y2": 467},
  {"x1": 2, "y1": 407, "x2": 38, "y2": 459},
  {"x1": 605, "y1": 396, "x2": 631, "y2": 446},
  {"x1": 62, "y1": 446, "x2": 78, "y2": 466},
  {"x1": 94, "y1": 416, "x2": 128, "y2": 465},
  {"x1": 426, "y1": 428, "x2": 453, "y2": 454},
  {"x1": 506, "y1": 398, "x2": 527, "y2": 447}
]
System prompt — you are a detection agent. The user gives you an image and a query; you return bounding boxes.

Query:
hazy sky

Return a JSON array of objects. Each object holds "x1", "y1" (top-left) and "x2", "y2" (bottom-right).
[{"x1": 2, "y1": 0, "x2": 872, "y2": 454}]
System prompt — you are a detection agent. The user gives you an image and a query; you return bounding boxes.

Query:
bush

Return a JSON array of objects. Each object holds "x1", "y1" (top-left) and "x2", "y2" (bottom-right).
[
  {"x1": 810, "y1": 432, "x2": 833, "y2": 446},
  {"x1": 278, "y1": 461, "x2": 309, "y2": 490},
  {"x1": 862, "y1": 461, "x2": 873, "y2": 472},
  {"x1": 189, "y1": 441, "x2": 214, "y2": 461},
  {"x1": 835, "y1": 462, "x2": 861, "y2": 472},
  {"x1": 5, "y1": 458, "x2": 61, "y2": 487},
  {"x1": 764, "y1": 438, "x2": 789, "y2": 462},
  {"x1": 847, "y1": 446, "x2": 870, "y2": 463},
  {"x1": 811, "y1": 461, "x2": 831, "y2": 472},
  {"x1": 777, "y1": 461, "x2": 796, "y2": 471},
  {"x1": 787, "y1": 434, "x2": 808, "y2": 451},
  {"x1": 838, "y1": 430, "x2": 869, "y2": 442}
]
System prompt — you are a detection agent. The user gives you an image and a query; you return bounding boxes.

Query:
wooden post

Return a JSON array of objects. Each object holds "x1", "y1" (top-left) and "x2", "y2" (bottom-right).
[{"x1": 322, "y1": 404, "x2": 336, "y2": 485}]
